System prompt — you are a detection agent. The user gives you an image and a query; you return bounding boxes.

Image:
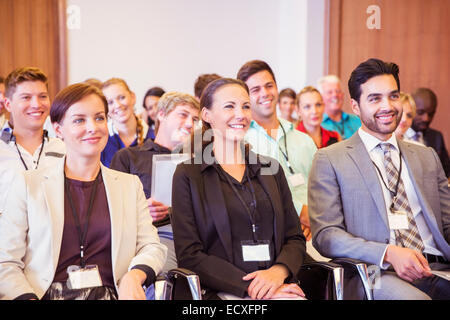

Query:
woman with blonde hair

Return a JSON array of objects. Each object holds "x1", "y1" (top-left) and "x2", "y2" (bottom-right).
[
  {"x1": 295, "y1": 86, "x2": 341, "y2": 148},
  {"x1": 101, "y1": 78, "x2": 154, "y2": 167},
  {"x1": 394, "y1": 92, "x2": 417, "y2": 141}
]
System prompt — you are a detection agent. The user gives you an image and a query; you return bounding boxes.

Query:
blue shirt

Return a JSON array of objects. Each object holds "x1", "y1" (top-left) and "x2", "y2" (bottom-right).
[
  {"x1": 101, "y1": 127, "x2": 154, "y2": 168},
  {"x1": 321, "y1": 111, "x2": 361, "y2": 139},
  {"x1": 245, "y1": 118, "x2": 317, "y2": 214}
]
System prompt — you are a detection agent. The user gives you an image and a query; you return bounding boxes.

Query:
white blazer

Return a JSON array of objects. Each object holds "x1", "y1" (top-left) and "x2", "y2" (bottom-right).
[{"x1": 0, "y1": 157, "x2": 167, "y2": 299}]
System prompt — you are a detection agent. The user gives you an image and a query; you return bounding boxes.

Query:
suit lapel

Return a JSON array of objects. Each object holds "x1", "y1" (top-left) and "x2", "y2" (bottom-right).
[
  {"x1": 345, "y1": 134, "x2": 389, "y2": 229},
  {"x1": 42, "y1": 158, "x2": 66, "y2": 272},
  {"x1": 203, "y1": 167, "x2": 233, "y2": 262},
  {"x1": 398, "y1": 141, "x2": 441, "y2": 235},
  {"x1": 101, "y1": 165, "x2": 124, "y2": 267}
]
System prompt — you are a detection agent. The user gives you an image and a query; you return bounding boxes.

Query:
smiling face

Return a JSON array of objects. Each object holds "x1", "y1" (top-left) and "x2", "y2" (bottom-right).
[
  {"x1": 245, "y1": 70, "x2": 278, "y2": 122},
  {"x1": 297, "y1": 91, "x2": 325, "y2": 129},
  {"x1": 278, "y1": 96, "x2": 296, "y2": 121},
  {"x1": 144, "y1": 95, "x2": 160, "y2": 121},
  {"x1": 102, "y1": 83, "x2": 136, "y2": 124},
  {"x1": 53, "y1": 94, "x2": 108, "y2": 160},
  {"x1": 395, "y1": 100, "x2": 414, "y2": 138},
  {"x1": 351, "y1": 74, "x2": 401, "y2": 141},
  {"x1": 156, "y1": 103, "x2": 199, "y2": 149},
  {"x1": 202, "y1": 84, "x2": 252, "y2": 144},
  {"x1": 321, "y1": 81, "x2": 344, "y2": 116},
  {"x1": 4, "y1": 81, "x2": 50, "y2": 133}
]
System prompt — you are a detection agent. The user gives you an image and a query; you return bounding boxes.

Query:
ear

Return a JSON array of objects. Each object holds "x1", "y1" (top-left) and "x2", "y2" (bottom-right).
[
  {"x1": 130, "y1": 91, "x2": 136, "y2": 106},
  {"x1": 4, "y1": 97, "x2": 12, "y2": 113},
  {"x1": 156, "y1": 109, "x2": 166, "y2": 123},
  {"x1": 201, "y1": 108, "x2": 211, "y2": 125},
  {"x1": 52, "y1": 121, "x2": 64, "y2": 141},
  {"x1": 350, "y1": 99, "x2": 361, "y2": 117}
]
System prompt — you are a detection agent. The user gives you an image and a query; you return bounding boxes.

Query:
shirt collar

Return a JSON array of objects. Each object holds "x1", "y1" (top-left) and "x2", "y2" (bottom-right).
[
  {"x1": 141, "y1": 139, "x2": 172, "y2": 153},
  {"x1": 404, "y1": 127, "x2": 418, "y2": 139},
  {"x1": 323, "y1": 111, "x2": 349, "y2": 123},
  {"x1": 358, "y1": 127, "x2": 399, "y2": 153},
  {"x1": 200, "y1": 145, "x2": 262, "y2": 175}
]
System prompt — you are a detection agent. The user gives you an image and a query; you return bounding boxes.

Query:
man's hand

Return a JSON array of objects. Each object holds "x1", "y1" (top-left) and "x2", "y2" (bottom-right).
[
  {"x1": 147, "y1": 198, "x2": 169, "y2": 222},
  {"x1": 243, "y1": 264, "x2": 289, "y2": 300},
  {"x1": 299, "y1": 205, "x2": 312, "y2": 241},
  {"x1": 118, "y1": 269, "x2": 147, "y2": 300},
  {"x1": 384, "y1": 245, "x2": 433, "y2": 282}
]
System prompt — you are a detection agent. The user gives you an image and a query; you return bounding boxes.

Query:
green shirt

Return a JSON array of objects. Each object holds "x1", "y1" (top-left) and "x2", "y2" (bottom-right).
[{"x1": 245, "y1": 118, "x2": 317, "y2": 215}]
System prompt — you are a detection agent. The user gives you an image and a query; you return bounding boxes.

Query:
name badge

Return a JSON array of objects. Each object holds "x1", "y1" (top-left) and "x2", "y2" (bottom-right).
[
  {"x1": 241, "y1": 240, "x2": 271, "y2": 262},
  {"x1": 288, "y1": 173, "x2": 305, "y2": 187},
  {"x1": 388, "y1": 210, "x2": 409, "y2": 230},
  {"x1": 67, "y1": 265, "x2": 103, "y2": 290}
]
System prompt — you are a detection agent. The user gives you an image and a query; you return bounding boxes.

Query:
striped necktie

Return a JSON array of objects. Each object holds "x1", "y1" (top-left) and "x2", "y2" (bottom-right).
[{"x1": 379, "y1": 143, "x2": 425, "y2": 252}]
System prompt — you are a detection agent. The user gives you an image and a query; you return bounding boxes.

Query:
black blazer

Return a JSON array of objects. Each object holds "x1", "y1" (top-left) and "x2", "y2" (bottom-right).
[
  {"x1": 171, "y1": 152, "x2": 306, "y2": 298},
  {"x1": 423, "y1": 128, "x2": 450, "y2": 177}
]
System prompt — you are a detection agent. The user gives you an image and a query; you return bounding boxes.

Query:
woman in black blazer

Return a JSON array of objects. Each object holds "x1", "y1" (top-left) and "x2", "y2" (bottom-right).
[{"x1": 171, "y1": 78, "x2": 306, "y2": 300}]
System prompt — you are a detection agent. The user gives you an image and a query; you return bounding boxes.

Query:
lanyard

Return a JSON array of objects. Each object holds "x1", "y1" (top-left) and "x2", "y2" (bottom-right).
[
  {"x1": 372, "y1": 149, "x2": 403, "y2": 211},
  {"x1": 14, "y1": 131, "x2": 47, "y2": 171},
  {"x1": 64, "y1": 170, "x2": 101, "y2": 268},
  {"x1": 278, "y1": 121, "x2": 295, "y2": 175},
  {"x1": 222, "y1": 166, "x2": 258, "y2": 242}
]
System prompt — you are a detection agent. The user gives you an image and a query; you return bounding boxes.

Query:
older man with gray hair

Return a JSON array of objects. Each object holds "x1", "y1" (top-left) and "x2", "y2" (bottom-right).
[{"x1": 317, "y1": 75, "x2": 361, "y2": 139}]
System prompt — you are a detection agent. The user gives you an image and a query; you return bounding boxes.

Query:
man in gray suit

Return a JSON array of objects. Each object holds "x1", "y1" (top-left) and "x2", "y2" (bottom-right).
[{"x1": 308, "y1": 58, "x2": 450, "y2": 300}]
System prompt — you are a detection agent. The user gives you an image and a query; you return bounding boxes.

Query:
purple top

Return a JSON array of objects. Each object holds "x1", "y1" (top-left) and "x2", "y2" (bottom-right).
[{"x1": 53, "y1": 175, "x2": 115, "y2": 289}]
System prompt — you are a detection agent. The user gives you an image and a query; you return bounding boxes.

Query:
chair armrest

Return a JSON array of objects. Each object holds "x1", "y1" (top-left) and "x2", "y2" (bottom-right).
[
  {"x1": 154, "y1": 274, "x2": 173, "y2": 300},
  {"x1": 298, "y1": 261, "x2": 344, "y2": 300},
  {"x1": 331, "y1": 258, "x2": 374, "y2": 300},
  {"x1": 155, "y1": 268, "x2": 202, "y2": 300}
]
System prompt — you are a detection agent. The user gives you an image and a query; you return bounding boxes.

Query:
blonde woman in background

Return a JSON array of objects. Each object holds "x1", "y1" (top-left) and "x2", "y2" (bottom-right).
[
  {"x1": 101, "y1": 78, "x2": 153, "y2": 167},
  {"x1": 394, "y1": 92, "x2": 419, "y2": 142},
  {"x1": 295, "y1": 86, "x2": 341, "y2": 149}
]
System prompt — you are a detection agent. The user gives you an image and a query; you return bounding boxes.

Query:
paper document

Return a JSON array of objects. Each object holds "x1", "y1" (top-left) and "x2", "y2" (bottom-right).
[
  {"x1": 217, "y1": 292, "x2": 307, "y2": 300},
  {"x1": 151, "y1": 154, "x2": 190, "y2": 206},
  {"x1": 431, "y1": 270, "x2": 450, "y2": 281}
]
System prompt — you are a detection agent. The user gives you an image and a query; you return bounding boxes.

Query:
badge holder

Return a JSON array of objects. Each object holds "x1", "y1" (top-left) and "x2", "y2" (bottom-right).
[
  {"x1": 67, "y1": 265, "x2": 103, "y2": 290},
  {"x1": 388, "y1": 201, "x2": 409, "y2": 230},
  {"x1": 241, "y1": 240, "x2": 271, "y2": 262}
]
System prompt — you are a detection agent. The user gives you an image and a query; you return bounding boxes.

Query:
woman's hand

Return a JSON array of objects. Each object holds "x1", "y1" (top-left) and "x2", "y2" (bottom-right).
[
  {"x1": 242, "y1": 264, "x2": 290, "y2": 300},
  {"x1": 147, "y1": 198, "x2": 169, "y2": 222},
  {"x1": 270, "y1": 283, "x2": 305, "y2": 299},
  {"x1": 118, "y1": 269, "x2": 147, "y2": 300}
]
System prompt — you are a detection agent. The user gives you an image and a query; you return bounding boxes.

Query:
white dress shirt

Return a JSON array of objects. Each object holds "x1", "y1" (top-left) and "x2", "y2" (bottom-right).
[
  {"x1": 358, "y1": 129, "x2": 443, "y2": 267},
  {"x1": 0, "y1": 129, "x2": 66, "y2": 212}
]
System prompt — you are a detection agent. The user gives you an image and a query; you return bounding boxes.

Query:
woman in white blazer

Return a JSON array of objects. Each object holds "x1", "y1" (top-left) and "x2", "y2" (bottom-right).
[{"x1": 0, "y1": 83, "x2": 167, "y2": 300}]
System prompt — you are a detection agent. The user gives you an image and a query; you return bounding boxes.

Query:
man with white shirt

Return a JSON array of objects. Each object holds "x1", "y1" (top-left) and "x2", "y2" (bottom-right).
[
  {"x1": 237, "y1": 60, "x2": 317, "y2": 245},
  {"x1": 0, "y1": 67, "x2": 65, "y2": 211},
  {"x1": 308, "y1": 58, "x2": 450, "y2": 299}
]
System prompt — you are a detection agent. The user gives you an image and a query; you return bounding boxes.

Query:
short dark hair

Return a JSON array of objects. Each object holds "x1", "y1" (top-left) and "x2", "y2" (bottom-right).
[
  {"x1": 237, "y1": 60, "x2": 276, "y2": 84},
  {"x1": 348, "y1": 58, "x2": 400, "y2": 103},
  {"x1": 278, "y1": 88, "x2": 296, "y2": 102},
  {"x1": 194, "y1": 74, "x2": 221, "y2": 99},
  {"x1": 0, "y1": 76, "x2": 4, "y2": 84},
  {"x1": 412, "y1": 87, "x2": 437, "y2": 109},
  {"x1": 5, "y1": 67, "x2": 48, "y2": 99},
  {"x1": 51, "y1": 83, "x2": 108, "y2": 124}
]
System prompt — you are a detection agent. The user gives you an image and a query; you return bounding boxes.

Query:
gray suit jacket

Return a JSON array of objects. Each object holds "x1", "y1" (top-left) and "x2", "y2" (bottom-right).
[{"x1": 308, "y1": 133, "x2": 450, "y2": 266}]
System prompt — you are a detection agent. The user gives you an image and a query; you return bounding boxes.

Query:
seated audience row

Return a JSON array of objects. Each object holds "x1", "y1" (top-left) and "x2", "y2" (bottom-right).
[{"x1": 0, "y1": 57, "x2": 449, "y2": 300}]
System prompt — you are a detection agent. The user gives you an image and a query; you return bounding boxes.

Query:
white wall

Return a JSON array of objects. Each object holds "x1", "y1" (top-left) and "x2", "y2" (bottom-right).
[{"x1": 67, "y1": 0, "x2": 325, "y2": 112}]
